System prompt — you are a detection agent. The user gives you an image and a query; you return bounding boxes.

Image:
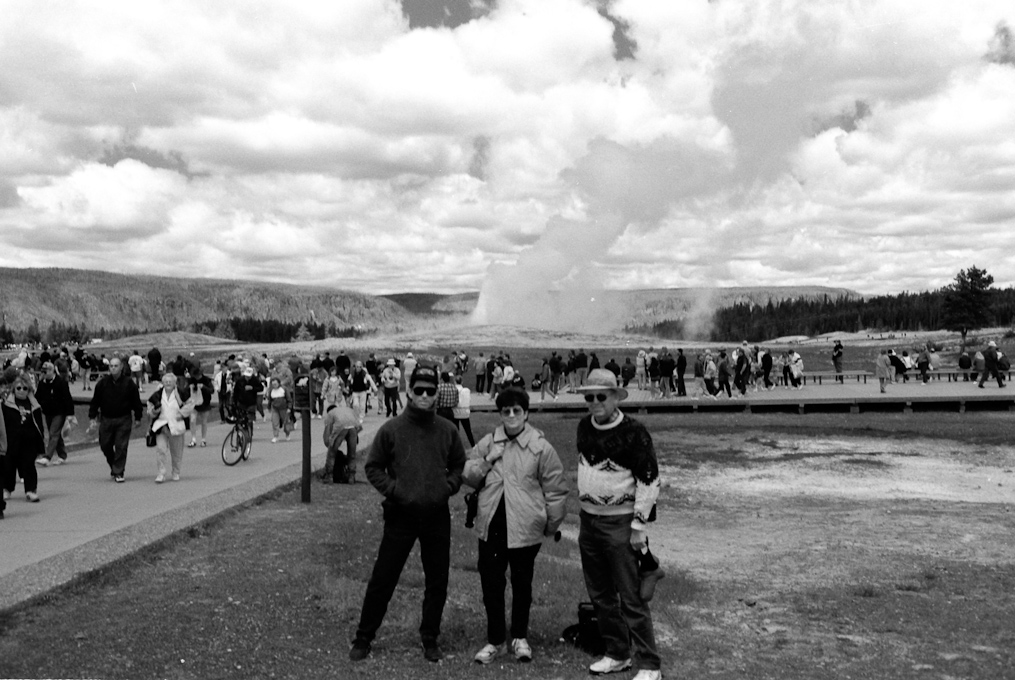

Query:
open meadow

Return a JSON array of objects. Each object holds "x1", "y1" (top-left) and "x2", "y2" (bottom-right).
[{"x1": 1, "y1": 409, "x2": 1012, "y2": 680}]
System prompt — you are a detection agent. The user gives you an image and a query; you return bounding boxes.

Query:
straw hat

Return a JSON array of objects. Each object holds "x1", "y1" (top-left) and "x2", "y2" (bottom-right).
[{"x1": 575, "y1": 368, "x2": 629, "y2": 400}]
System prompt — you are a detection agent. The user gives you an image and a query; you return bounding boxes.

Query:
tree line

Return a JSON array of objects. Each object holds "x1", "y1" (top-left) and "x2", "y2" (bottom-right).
[
  {"x1": 632, "y1": 267, "x2": 1014, "y2": 343},
  {"x1": 0, "y1": 317, "x2": 370, "y2": 347}
]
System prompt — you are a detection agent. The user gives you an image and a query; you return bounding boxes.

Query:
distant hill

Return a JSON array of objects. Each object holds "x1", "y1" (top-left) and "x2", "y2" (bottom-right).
[
  {"x1": 0, "y1": 267, "x2": 860, "y2": 339},
  {"x1": 0, "y1": 268, "x2": 416, "y2": 334}
]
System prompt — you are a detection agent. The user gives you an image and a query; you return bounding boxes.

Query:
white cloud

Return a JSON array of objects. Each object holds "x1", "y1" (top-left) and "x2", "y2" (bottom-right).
[{"x1": 0, "y1": 0, "x2": 1014, "y2": 309}]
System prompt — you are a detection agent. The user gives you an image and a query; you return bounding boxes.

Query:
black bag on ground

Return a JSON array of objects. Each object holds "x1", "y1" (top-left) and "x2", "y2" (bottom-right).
[{"x1": 560, "y1": 602, "x2": 604, "y2": 656}]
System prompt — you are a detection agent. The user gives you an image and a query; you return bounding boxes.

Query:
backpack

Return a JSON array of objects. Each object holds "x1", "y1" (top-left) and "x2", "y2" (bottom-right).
[
  {"x1": 999, "y1": 354, "x2": 1011, "y2": 371},
  {"x1": 560, "y1": 603, "x2": 604, "y2": 656}
]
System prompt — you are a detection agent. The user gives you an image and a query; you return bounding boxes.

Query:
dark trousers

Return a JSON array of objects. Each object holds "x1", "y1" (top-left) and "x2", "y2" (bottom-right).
[
  {"x1": 3, "y1": 443, "x2": 39, "y2": 494},
  {"x1": 579, "y1": 512, "x2": 660, "y2": 671},
  {"x1": 718, "y1": 377, "x2": 732, "y2": 397},
  {"x1": 763, "y1": 368, "x2": 773, "y2": 388},
  {"x1": 676, "y1": 373, "x2": 686, "y2": 396},
  {"x1": 355, "y1": 505, "x2": 451, "y2": 644},
  {"x1": 704, "y1": 378, "x2": 717, "y2": 395},
  {"x1": 475, "y1": 374, "x2": 486, "y2": 393},
  {"x1": 45, "y1": 414, "x2": 68, "y2": 460},
  {"x1": 733, "y1": 374, "x2": 747, "y2": 394},
  {"x1": 454, "y1": 417, "x2": 475, "y2": 447},
  {"x1": 98, "y1": 414, "x2": 133, "y2": 476},
  {"x1": 383, "y1": 387, "x2": 399, "y2": 416},
  {"x1": 478, "y1": 510, "x2": 541, "y2": 644},
  {"x1": 979, "y1": 367, "x2": 1004, "y2": 387}
]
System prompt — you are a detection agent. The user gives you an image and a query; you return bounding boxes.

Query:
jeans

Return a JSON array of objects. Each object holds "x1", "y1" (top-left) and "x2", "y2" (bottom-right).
[
  {"x1": 325, "y1": 428, "x2": 358, "y2": 481},
  {"x1": 579, "y1": 512, "x2": 660, "y2": 671},
  {"x1": 3, "y1": 441, "x2": 38, "y2": 494},
  {"x1": 355, "y1": 504, "x2": 451, "y2": 644},
  {"x1": 351, "y1": 391, "x2": 368, "y2": 423},
  {"x1": 99, "y1": 415, "x2": 133, "y2": 477},
  {"x1": 384, "y1": 387, "x2": 399, "y2": 416},
  {"x1": 45, "y1": 414, "x2": 68, "y2": 460},
  {"x1": 454, "y1": 417, "x2": 475, "y2": 447}
]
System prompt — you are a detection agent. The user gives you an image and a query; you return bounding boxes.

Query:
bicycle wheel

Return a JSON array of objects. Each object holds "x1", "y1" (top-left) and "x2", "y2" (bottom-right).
[
  {"x1": 240, "y1": 426, "x2": 252, "y2": 461},
  {"x1": 221, "y1": 428, "x2": 244, "y2": 466}
]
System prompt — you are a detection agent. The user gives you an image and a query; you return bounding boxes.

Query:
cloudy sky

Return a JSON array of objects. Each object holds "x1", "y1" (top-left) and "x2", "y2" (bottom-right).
[{"x1": 2, "y1": 0, "x2": 1015, "y2": 307}]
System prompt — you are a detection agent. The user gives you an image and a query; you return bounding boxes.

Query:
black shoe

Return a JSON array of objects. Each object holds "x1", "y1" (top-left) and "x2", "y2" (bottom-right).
[
  {"x1": 422, "y1": 639, "x2": 444, "y2": 662},
  {"x1": 349, "y1": 639, "x2": 371, "y2": 661}
]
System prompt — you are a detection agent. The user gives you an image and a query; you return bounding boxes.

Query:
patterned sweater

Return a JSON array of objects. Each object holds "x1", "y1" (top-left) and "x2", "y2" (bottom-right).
[{"x1": 576, "y1": 411, "x2": 660, "y2": 530}]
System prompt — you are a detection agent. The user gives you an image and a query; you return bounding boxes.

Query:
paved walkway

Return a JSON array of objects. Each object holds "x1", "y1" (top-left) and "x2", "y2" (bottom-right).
[{"x1": 0, "y1": 412, "x2": 384, "y2": 612}]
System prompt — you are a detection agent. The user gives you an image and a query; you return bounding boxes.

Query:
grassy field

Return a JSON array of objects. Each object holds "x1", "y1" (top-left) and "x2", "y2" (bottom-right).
[{"x1": 2, "y1": 410, "x2": 1014, "y2": 679}]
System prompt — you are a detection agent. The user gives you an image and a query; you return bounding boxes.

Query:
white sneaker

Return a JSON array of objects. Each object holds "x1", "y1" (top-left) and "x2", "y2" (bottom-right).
[
  {"x1": 271, "y1": 437, "x2": 278, "y2": 443},
  {"x1": 172, "y1": 473, "x2": 180, "y2": 481},
  {"x1": 511, "y1": 638, "x2": 532, "y2": 662},
  {"x1": 632, "y1": 670, "x2": 662, "y2": 680},
  {"x1": 155, "y1": 474, "x2": 164, "y2": 484},
  {"x1": 589, "y1": 656, "x2": 632, "y2": 675},
  {"x1": 52, "y1": 458, "x2": 65, "y2": 465},
  {"x1": 26, "y1": 491, "x2": 40, "y2": 502},
  {"x1": 36, "y1": 458, "x2": 50, "y2": 467},
  {"x1": 473, "y1": 643, "x2": 505, "y2": 664}
]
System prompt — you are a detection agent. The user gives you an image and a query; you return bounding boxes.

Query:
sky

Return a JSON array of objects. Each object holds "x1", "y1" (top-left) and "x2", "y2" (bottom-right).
[{"x1": 2, "y1": 0, "x2": 1015, "y2": 319}]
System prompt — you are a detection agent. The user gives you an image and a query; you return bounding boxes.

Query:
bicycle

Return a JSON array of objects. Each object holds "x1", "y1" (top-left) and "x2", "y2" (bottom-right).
[{"x1": 221, "y1": 403, "x2": 253, "y2": 466}]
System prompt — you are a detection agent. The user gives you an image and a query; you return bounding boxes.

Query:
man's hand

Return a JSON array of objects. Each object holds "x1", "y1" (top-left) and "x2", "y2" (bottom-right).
[{"x1": 630, "y1": 528, "x2": 647, "y2": 552}]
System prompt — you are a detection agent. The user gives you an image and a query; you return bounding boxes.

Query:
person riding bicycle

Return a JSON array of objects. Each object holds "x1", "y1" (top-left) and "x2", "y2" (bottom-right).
[{"x1": 231, "y1": 366, "x2": 261, "y2": 428}]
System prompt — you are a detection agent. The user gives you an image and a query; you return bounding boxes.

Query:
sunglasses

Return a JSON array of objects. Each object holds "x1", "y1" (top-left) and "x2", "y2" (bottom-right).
[
  {"x1": 13, "y1": 385, "x2": 29, "y2": 392},
  {"x1": 584, "y1": 393, "x2": 610, "y2": 403},
  {"x1": 412, "y1": 386, "x2": 437, "y2": 397},
  {"x1": 499, "y1": 406, "x2": 525, "y2": 417}
]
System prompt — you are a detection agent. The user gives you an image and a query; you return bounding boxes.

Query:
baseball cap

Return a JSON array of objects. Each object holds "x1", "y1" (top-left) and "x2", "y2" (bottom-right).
[{"x1": 410, "y1": 366, "x2": 438, "y2": 388}]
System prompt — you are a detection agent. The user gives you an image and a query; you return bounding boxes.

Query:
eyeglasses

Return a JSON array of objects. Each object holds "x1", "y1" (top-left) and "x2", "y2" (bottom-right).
[
  {"x1": 584, "y1": 393, "x2": 610, "y2": 403},
  {"x1": 412, "y1": 386, "x2": 437, "y2": 397},
  {"x1": 499, "y1": 406, "x2": 525, "y2": 417}
]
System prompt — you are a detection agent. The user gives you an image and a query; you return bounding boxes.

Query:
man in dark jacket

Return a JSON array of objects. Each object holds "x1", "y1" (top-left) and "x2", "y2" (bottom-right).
[
  {"x1": 35, "y1": 361, "x2": 76, "y2": 466},
  {"x1": 350, "y1": 366, "x2": 467, "y2": 664},
  {"x1": 147, "y1": 347, "x2": 162, "y2": 382},
  {"x1": 88, "y1": 356, "x2": 144, "y2": 482}
]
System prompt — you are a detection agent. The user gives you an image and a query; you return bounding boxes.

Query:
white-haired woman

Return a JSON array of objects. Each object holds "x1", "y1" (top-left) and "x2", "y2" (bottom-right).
[{"x1": 147, "y1": 373, "x2": 194, "y2": 483}]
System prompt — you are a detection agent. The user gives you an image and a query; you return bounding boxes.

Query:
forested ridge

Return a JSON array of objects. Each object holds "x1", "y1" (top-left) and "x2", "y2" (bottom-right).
[{"x1": 629, "y1": 287, "x2": 1015, "y2": 341}]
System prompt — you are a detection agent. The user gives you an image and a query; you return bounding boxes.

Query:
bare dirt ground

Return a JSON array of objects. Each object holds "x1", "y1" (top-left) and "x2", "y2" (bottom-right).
[{"x1": 639, "y1": 424, "x2": 1015, "y2": 678}]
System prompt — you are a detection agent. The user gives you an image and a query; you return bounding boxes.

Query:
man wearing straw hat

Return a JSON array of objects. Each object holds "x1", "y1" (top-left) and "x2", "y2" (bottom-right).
[{"x1": 575, "y1": 369, "x2": 662, "y2": 680}]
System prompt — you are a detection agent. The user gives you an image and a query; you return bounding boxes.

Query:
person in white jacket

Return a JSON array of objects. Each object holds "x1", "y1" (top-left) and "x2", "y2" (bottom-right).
[
  {"x1": 452, "y1": 375, "x2": 475, "y2": 447},
  {"x1": 462, "y1": 387, "x2": 569, "y2": 665},
  {"x1": 146, "y1": 373, "x2": 194, "y2": 483}
]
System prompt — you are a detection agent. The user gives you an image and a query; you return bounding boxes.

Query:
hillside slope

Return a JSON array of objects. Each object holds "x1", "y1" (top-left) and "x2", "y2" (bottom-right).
[
  {"x1": 0, "y1": 267, "x2": 859, "y2": 336},
  {"x1": 0, "y1": 268, "x2": 415, "y2": 332}
]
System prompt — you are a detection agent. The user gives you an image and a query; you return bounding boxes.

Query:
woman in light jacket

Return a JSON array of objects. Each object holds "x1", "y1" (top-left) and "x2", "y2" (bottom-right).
[
  {"x1": 463, "y1": 388, "x2": 569, "y2": 665},
  {"x1": 147, "y1": 373, "x2": 194, "y2": 483}
]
